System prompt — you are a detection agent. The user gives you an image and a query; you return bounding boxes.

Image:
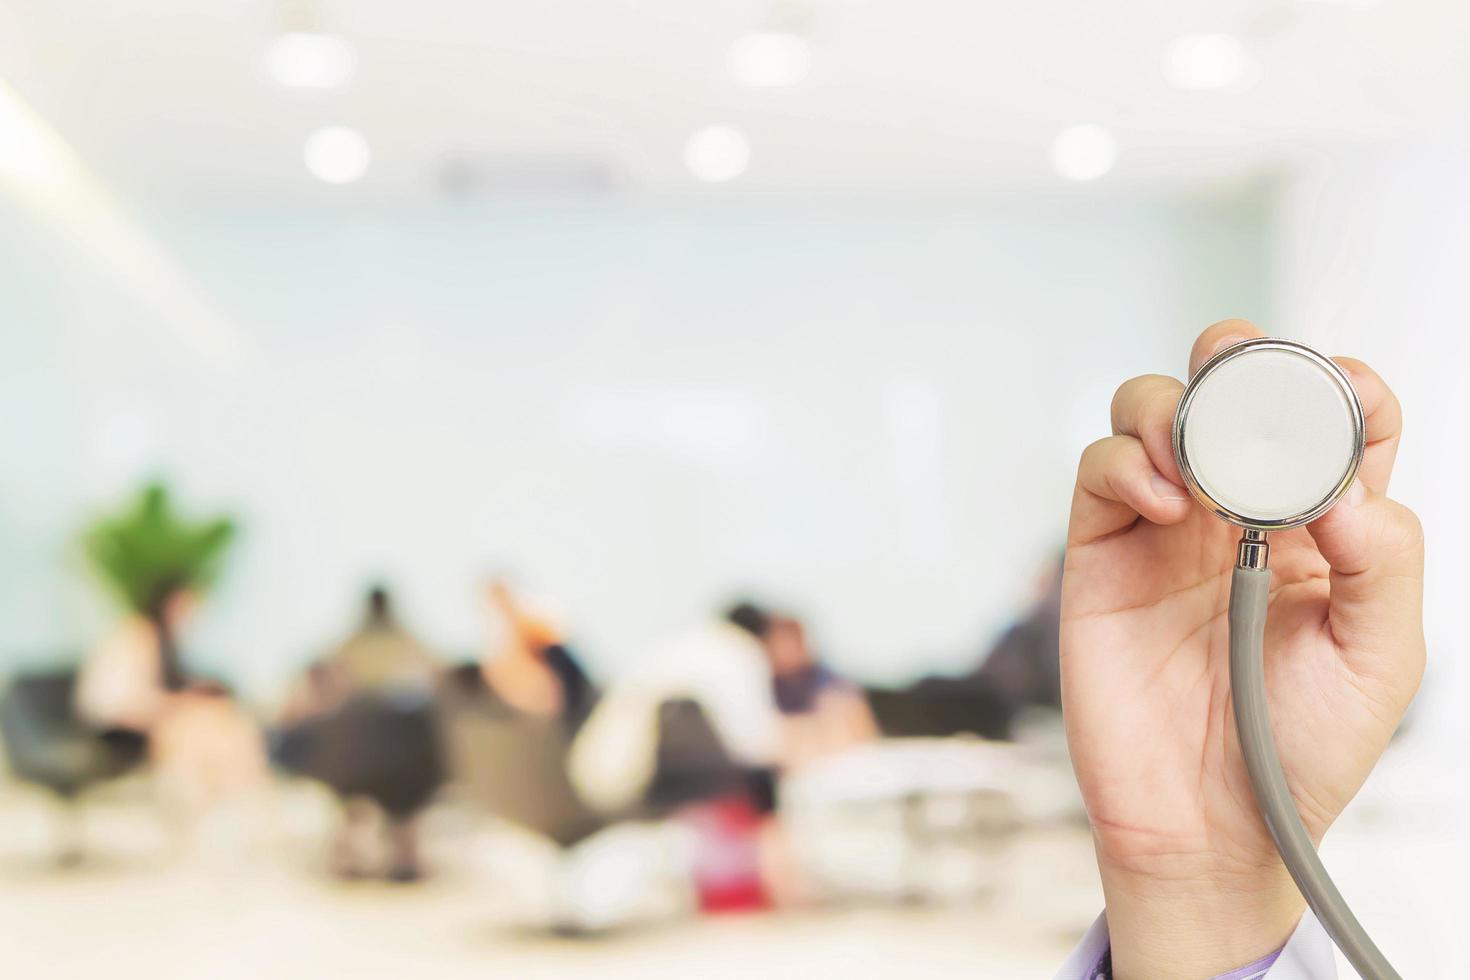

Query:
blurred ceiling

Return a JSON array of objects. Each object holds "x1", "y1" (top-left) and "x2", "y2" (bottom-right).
[{"x1": 1, "y1": 0, "x2": 1469, "y2": 197}]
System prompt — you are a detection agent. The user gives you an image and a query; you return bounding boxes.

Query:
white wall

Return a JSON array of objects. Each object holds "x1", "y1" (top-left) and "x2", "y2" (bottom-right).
[
  {"x1": 0, "y1": 193, "x2": 1269, "y2": 697},
  {"x1": 1272, "y1": 142, "x2": 1470, "y2": 743},
  {"x1": 1268, "y1": 137, "x2": 1470, "y2": 977}
]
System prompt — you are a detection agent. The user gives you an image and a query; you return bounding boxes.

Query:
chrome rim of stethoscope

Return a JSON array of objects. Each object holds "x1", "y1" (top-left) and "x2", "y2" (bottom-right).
[{"x1": 1171, "y1": 337, "x2": 1366, "y2": 532}]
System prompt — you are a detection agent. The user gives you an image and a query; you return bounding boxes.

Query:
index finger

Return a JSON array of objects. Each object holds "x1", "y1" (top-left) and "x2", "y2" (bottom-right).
[{"x1": 1188, "y1": 318, "x2": 1267, "y2": 378}]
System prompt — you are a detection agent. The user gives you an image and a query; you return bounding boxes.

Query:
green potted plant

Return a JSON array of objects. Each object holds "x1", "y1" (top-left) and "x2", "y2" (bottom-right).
[{"x1": 82, "y1": 481, "x2": 236, "y2": 689}]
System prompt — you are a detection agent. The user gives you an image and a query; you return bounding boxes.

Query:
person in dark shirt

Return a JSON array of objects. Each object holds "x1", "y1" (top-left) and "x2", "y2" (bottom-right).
[
  {"x1": 274, "y1": 586, "x2": 443, "y2": 882},
  {"x1": 731, "y1": 604, "x2": 877, "y2": 771},
  {"x1": 970, "y1": 552, "x2": 1063, "y2": 712}
]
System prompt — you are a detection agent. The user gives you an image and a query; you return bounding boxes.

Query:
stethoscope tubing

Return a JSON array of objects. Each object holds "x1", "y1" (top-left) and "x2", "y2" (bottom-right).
[{"x1": 1229, "y1": 565, "x2": 1401, "y2": 980}]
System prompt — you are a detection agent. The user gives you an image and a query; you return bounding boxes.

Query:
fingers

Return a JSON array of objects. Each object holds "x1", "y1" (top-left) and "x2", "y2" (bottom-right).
[
  {"x1": 1332, "y1": 356, "x2": 1402, "y2": 493},
  {"x1": 1110, "y1": 374, "x2": 1186, "y2": 485},
  {"x1": 1069, "y1": 434, "x2": 1193, "y2": 546},
  {"x1": 1081, "y1": 320, "x2": 1264, "y2": 545},
  {"x1": 1306, "y1": 483, "x2": 1425, "y2": 680},
  {"x1": 1076, "y1": 367, "x2": 1190, "y2": 547},
  {"x1": 1189, "y1": 319, "x2": 1267, "y2": 378}
]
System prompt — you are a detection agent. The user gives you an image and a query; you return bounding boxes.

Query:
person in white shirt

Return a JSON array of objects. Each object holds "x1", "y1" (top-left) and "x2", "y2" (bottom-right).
[{"x1": 569, "y1": 606, "x2": 781, "y2": 813}]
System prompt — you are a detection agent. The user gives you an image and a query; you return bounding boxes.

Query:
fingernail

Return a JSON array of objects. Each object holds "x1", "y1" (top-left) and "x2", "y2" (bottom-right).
[
  {"x1": 1151, "y1": 473, "x2": 1189, "y2": 501},
  {"x1": 1347, "y1": 479, "x2": 1366, "y2": 507},
  {"x1": 1211, "y1": 335, "x2": 1248, "y2": 358}
]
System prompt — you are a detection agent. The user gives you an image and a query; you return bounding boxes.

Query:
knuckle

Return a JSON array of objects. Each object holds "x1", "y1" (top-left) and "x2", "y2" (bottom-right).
[
  {"x1": 1077, "y1": 437, "x2": 1105, "y2": 472},
  {"x1": 1110, "y1": 375, "x2": 1176, "y2": 422},
  {"x1": 1078, "y1": 434, "x2": 1140, "y2": 474},
  {"x1": 1381, "y1": 383, "x2": 1404, "y2": 425},
  {"x1": 1383, "y1": 501, "x2": 1425, "y2": 557},
  {"x1": 1145, "y1": 382, "x2": 1181, "y2": 421},
  {"x1": 1399, "y1": 506, "x2": 1424, "y2": 548},
  {"x1": 1109, "y1": 376, "x2": 1144, "y2": 412},
  {"x1": 1080, "y1": 435, "x2": 1118, "y2": 464}
]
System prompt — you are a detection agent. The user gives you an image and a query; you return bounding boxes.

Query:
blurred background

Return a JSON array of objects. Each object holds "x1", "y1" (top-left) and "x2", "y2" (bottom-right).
[{"x1": 1, "y1": 0, "x2": 1468, "y2": 976}]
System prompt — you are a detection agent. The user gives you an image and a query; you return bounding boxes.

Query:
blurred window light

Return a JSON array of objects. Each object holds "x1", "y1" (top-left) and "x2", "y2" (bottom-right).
[
  {"x1": 0, "y1": 80, "x2": 72, "y2": 191},
  {"x1": 726, "y1": 32, "x2": 812, "y2": 88},
  {"x1": 684, "y1": 125, "x2": 751, "y2": 183},
  {"x1": 1050, "y1": 124, "x2": 1116, "y2": 182},
  {"x1": 563, "y1": 384, "x2": 764, "y2": 470},
  {"x1": 304, "y1": 125, "x2": 371, "y2": 184},
  {"x1": 0, "y1": 78, "x2": 250, "y2": 368},
  {"x1": 265, "y1": 31, "x2": 356, "y2": 89},
  {"x1": 1163, "y1": 33, "x2": 1258, "y2": 92}
]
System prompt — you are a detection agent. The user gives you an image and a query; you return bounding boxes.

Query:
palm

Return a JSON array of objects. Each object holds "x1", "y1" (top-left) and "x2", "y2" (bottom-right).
[{"x1": 1061, "y1": 510, "x2": 1404, "y2": 874}]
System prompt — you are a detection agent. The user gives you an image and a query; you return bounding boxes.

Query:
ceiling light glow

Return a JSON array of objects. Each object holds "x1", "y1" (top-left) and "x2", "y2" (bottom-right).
[
  {"x1": 684, "y1": 125, "x2": 751, "y2": 183},
  {"x1": 726, "y1": 32, "x2": 812, "y2": 88},
  {"x1": 1051, "y1": 124, "x2": 1117, "y2": 182},
  {"x1": 304, "y1": 126, "x2": 370, "y2": 184},
  {"x1": 265, "y1": 32, "x2": 357, "y2": 89},
  {"x1": 1163, "y1": 33, "x2": 1257, "y2": 92}
]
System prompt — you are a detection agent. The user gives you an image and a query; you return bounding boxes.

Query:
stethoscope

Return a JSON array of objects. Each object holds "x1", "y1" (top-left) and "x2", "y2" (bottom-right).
[{"x1": 1173, "y1": 337, "x2": 1398, "y2": 980}]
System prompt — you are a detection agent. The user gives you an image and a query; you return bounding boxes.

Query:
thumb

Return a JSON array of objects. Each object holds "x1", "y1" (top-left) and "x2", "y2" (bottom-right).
[{"x1": 1305, "y1": 480, "x2": 1426, "y2": 678}]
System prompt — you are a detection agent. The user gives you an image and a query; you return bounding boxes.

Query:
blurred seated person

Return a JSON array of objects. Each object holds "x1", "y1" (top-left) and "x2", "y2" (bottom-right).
[
  {"x1": 569, "y1": 600, "x2": 801, "y2": 911},
  {"x1": 569, "y1": 600, "x2": 781, "y2": 816},
  {"x1": 77, "y1": 586, "x2": 269, "y2": 849},
  {"x1": 149, "y1": 679, "x2": 271, "y2": 853},
  {"x1": 757, "y1": 611, "x2": 878, "y2": 771},
  {"x1": 865, "y1": 552, "x2": 1062, "y2": 741},
  {"x1": 275, "y1": 585, "x2": 443, "y2": 881},
  {"x1": 970, "y1": 551, "x2": 1063, "y2": 714},
  {"x1": 477, "y1": 578, "x2": 596, "y2": 734},
  {"x1": 74, "y1": 586, "x2": 198, "y2": 735},
  {"x1": 292, "y1": 585, "x2": 439, "y2": 714}
]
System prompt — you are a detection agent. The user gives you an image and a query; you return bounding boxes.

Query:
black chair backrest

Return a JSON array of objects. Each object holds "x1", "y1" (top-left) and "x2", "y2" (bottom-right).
[
  {"x1": 274, "y1": 691, "x2": 446, "y2": 819},
  {"x1": 642, "y1": 698, "x2": 752, "y2": 812},
  {"x1": 0, "y1": 670, "x2": 145, "y2": 796}
]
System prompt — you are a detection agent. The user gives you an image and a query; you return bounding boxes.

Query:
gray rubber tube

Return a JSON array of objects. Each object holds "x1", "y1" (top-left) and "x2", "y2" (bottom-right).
[{"x1": 1230, "y1": 566, "x2": 1400, "y2": 980}]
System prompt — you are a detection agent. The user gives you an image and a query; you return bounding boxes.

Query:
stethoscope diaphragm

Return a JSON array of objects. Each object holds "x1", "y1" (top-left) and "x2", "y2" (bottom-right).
[{"x1": 1173, "y1": 338, "x2": 1365, "y2": 531}]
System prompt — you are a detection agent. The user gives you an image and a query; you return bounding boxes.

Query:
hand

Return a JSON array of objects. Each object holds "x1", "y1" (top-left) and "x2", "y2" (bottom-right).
[{"x1": 1061, "y1": 320, "x2": 1425, "y2": 978}]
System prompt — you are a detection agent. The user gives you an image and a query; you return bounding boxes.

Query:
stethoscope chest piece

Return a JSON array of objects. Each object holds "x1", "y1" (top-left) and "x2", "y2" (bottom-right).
[{"x1": 1173, "y1": 338, "x2": 1365, "y2": 531}]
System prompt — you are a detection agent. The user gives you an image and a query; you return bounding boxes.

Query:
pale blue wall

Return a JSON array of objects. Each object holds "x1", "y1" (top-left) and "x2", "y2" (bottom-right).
[{"x1": 0, "y1": 193, "x2": 1271, "y2": 697}]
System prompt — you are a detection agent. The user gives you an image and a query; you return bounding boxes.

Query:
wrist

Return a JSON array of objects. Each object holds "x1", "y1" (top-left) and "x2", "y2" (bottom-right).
[{"x1": 1099, "y1": 857, "x2": 1304, "y2": 980}]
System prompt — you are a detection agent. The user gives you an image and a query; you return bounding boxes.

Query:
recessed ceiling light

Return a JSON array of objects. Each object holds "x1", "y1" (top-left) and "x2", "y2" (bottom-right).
[
  {"x1": 1163, "y1": 33, "x2": 1257, "y2": 92},
  {"x1": 1051, "y1": 124, "x2": 1117, "y2": 182},
  {"x1": 726, "y1": 32, "x2": 812, "y2": 88},
  {"x1": 684, "y1": 125, "x2": 751, "y2": 183},
  {"x1": 265, "y1": 32, "x2": 357, "y2": 89},
  {"x1": 303, "y1": 126, "x2": 370, "y2": 184}
]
